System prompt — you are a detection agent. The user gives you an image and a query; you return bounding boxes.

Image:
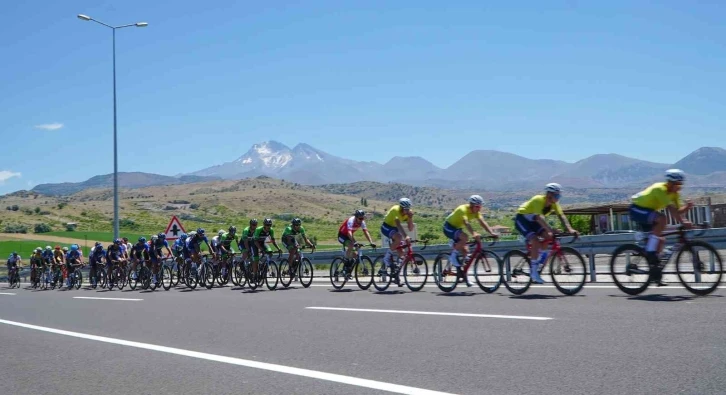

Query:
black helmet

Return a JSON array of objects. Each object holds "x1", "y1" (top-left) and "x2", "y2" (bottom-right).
[
  {"x1": 197, "y1": 228, "x2": 205, "y2": 235},
  {"x1": 292, "y1": 218, "x2": 302, "y2": 226},
  {"x1": 138, "y1": 237, "x2": 146, "y2": 243},
  {"x1": 263, "y1": 218, "x2": 273, "y2": 226},
  {"x1": 158, "y1": 233, "x2": 166, "y2": 239},
  {"x1": 249, "y1": 219, "x2": 258, "y2": 226},
  {"x1": 229, "y1": 225, "x2": 237, "y2": 233},
  {"x1": 354, "y1": 209, "x2": 366, "y2": 218}
]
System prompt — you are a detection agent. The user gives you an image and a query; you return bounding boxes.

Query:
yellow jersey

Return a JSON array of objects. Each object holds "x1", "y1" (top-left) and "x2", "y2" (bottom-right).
[
  {"x1": 631, "y1": 182, "x2": 680, "y2": 211},
  {"x1": 445, "y1": 204, "x2": 482, "y2": 229},
  {"x1": 517, "y1": 195, "x2": 563, "y2": 221},
  {"x1": 383, "y1": 205, "x2": 410, "y2": 227},
  {"x1": 53, "y1": 250, "x2": 64, "y2": 262}
]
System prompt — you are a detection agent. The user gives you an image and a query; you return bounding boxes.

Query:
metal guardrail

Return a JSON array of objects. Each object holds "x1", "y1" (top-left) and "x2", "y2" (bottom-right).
[{"x1": 301, "y1": 227, "x2": 726, "y2": 282}]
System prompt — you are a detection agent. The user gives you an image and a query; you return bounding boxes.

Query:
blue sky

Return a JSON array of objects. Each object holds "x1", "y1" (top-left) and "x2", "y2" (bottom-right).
[{"x1": 1, "y1": 0, "x2": 725, "y2": 194}]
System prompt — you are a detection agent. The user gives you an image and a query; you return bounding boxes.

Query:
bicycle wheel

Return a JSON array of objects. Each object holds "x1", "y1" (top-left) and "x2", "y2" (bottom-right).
[
  {"x1": 403, "y1": 254, "x2": 428, "y2": 292},
  {"x1": 97, "y1": 269, "x2": 107, "y2": 289},
  {"x1": 354, "y1": 256, "x2": 374, "y2": 290},
  {"x1": 74, "y1": 270, "x2": 82, "y2": 290},
  {"x1": 372, "y1": 255, "x2": 393, "y2": 292},
  {"x1": 265, "y1": 261, "x2": 279, "y2": 290},
  {"x1": 233, "y1": 262, "x2": 247, "y2": 288},
  {"x1": 329, "y1": 257, "x2": 348, "y2": 290},
  {"x1": 549, "y1": 247, "x2": 587, "y2": 295},
  {"x1": 185, "y1": 265, "x2": 198, "y2": 290},
  {"x1": 610, "y1": 244, "x2": 650, "y2": 296},
  {"x1": 161, "y1": 266, "x2": 173, "y2": 291},
  {"x1": 202, "y1": 262, "x2": 215, "y2": 289},
  {"x1": 501, "y1": 250, "x2": 532, "y2": 295},
  {"x1": 217, "y1": 262, "x2": 230, "y2": 286},
  {"x1": 299, "y1": 258, "x2": 313, "y2": 288},
  {"x1": 676, "y1": 240, "x2": 723, "y2": 296},
  {"x1": 432, "y1": 253, "x2": 457, "y2": 292},
  {"x1": 278, "y1": 259, "x2": 293, "y2": 288},
  {"x1": 473, "y1": 250, "x2": 503, "y2": 293},
  {"x1": 171, "y1": 259, "x2": 181, "y2": 287}
]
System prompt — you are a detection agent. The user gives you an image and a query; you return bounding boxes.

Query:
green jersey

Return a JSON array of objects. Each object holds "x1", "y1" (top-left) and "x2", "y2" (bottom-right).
[
  {"x1": 253, "y1": 226, "x2": 275, "y2": 242},
  {"x1": 282, "y1": 225, "x2": 305, "y2": 243},
  {"x1": 220, "y1": 232, "x2": 237, "y2": 248}
]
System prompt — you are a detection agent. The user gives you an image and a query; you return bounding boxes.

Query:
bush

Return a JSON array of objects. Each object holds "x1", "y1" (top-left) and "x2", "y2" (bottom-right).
[
  {"x1": 4, "y1": 224, "x2": 28, "y2": 233},
  {"x1": 34, "y1": 223, "x2": 52, "y2": 233},
  {"x1": 34, "y1": 207, "x2": 41, "y2": 214},
  {"x1": 163, "y1": 206, "x2": 176, "y2": 210},
  {"x1": 119, "y1": 219, "x2": 140, "y2": 230},
  {"x1": 11, "y1": 205, "x2": 19, "y2": 211},
  {"x1": 189, "y1": 203, "x2": 200, "y2": 209},
  {"x1": 22, "y1": 208, "x2": 33, "y2": 215},
  {"x1": 57, "y1": 202, "x2": 66, "y2": 209},
  {"x1": 65, "y1": 224, "x2": 76, "y2": 231}
]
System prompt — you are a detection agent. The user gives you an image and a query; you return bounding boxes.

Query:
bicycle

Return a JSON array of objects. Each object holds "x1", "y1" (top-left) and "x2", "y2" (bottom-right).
[
  {"x1": 106, "y1": 260, "x2": 127, "y2": 290},
  {"x1": 67, "y1": 262, "x2": 84, "y2": 290},
  {"x1": 245, "y1": 249, "x2": 281, "y2": 291},
  {"x1": 502, "y1": 232, "x2": 586, "y2": 295},
  {"x1": 279, "y1": 245, "x2": 315, "y2": 289},
  {"x1": 159, "y1": 257, "x2": 175, "y2": 291},
  {"x1": 88, "y1": 261, "x2": 107, "y2": 290},
  {"x1": 214, "y1": 251, "x2": 235, "y2": 287},
  {"x1": 433, "y1": 237, "x2": 502, "y2": 293},
  {"x1": 610, "y1": 223, "x2": 722, "y2": 296},
  {"x1": 372, "y1": 239, "x2": 429, "y2": 292},
  {"x1": 7, "y1": 265, "x2": 22, "y2": 289},
  {"x1": 329, "y1": 243, "x2": 375, "y2": 290}
]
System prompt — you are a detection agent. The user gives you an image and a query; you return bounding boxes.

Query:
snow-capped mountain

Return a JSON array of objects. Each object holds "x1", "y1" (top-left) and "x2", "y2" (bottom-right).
[{"x1": 187, "y1": 142, "x2": 726, "y2": 189}]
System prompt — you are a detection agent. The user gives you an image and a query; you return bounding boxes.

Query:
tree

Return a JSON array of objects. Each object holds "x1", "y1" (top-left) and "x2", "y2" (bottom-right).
[
  {"x1": 566, "y1": 215, "x2": 591, "y2": 235},
  {"x1": 34, "y1": 223, "x2": 52, "y2": 233}
]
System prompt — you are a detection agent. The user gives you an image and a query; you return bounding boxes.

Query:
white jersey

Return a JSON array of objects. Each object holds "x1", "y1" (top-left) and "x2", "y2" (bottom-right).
[{"x1": 7, "y1": 255, "x2": 21, "y2": 265}]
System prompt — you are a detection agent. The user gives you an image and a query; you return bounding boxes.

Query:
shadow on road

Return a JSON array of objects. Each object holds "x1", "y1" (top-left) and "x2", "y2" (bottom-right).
[
  {"x1": 507, "y1": 294, "x2": 570, "y2": 300},
  {"x1": 435, "y1": 292, "x2": 477, "y2": 297},
  {"x1": 374, "y1": 290, "x2": 407, "y2": 295},
  {"x1": 608, "y1": 293, "x2": 699, "y2": 302},
  {"x1": 328, "y1": 289, "x2": 361, "y2": 293}
]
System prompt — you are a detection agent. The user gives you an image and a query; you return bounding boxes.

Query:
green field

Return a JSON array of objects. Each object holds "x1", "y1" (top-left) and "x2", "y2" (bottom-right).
[
  {"x1": 44, "y1": 231, "x2": 151, "y2": 243},
  {"x1": 0, "y1": 241, "x2": 92, "y2": 260}
]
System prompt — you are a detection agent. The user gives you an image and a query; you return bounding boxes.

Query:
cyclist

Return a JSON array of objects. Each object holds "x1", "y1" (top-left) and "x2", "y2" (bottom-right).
[
  {"x1": 148, "y1": 234, "x2": 172, "y2": 285},
  {"x1": 65, "y1": 245, "x2": 84, "y2": 287},
  {"x1": 6, "y1": 252, "x2": 22, "y2": 284},
  {"x1": 129, "y1": 237, "x2": 150, "y2": 279},
  {"x1": 282, "y1": 218, "x2": 315, "y2": 268},
  {"x1": 218, "y1": 226, "x2": 239, "y2": 278},
  {"x1": 118, "y1": 238, "x2": 129, "y2": 261},
  {"x1": 211, "y1": 230, "x2": 224, "y2": 255},
  {"x1": 42, "y1": 246, "x2": 54, "y2": 286},
  {"x1": 252, "y1": 218, "x2": 282, "y2": 279},
  {"x1": 105, "y1": 241, "x2": 123, "y2": 288},
  {"x1": 53, "y1": 246, "x2": 65, "y2": 265},
  {"x1": 444, "y1": 195, "x2": 499, "y2": 281},
  {"x1": 30, "y1": 248, "x2": 43, "y2": 285},
  {"x1": 172, "y1": 233, "x2": 187, "y2": 260},
  {"x1": 238, "y1": 220, "x2": 258, "y2": 265},
  {"x1": 186, "y1": 228, "x2": 213, "y2": 266},
  {"x1": 514, "y1": 183, "x2": 579, "y2": 284},
  {"x1": 338, "y1": 209, "x2": 376, "y2": 261},
  {"x1": 381, "y1": 198, "x2": 415, "y2": 269},
  {"x1": 629, "y1": 169, "x2": 693, "y2": 283},
  {"x1": 88, "y1": 243, "x2": 106, "y2": 287}
]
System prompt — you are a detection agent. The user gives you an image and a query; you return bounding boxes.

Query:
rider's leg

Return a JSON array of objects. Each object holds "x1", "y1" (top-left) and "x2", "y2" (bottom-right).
[
  {"x1": 451, "y1": 231, "x2": 469, "y2": 267},
  {"x1": 647, "y1": 213, "x2": 666, "y2": 254},
  {"x1": 384, "y1": 232, "x2": 402, "y2": 267}
]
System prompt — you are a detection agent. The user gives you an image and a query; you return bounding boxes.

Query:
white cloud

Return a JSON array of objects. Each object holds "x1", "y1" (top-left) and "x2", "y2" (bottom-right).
[
  {"x1": 35, "y1": 123, "x2": 64, "y2": 131},
  {"x1": 0, "y1": 170, "x2": 21, "y2": 184}
]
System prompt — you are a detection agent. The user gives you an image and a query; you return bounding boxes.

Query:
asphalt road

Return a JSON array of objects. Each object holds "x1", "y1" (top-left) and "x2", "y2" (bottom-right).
[{"x1": 1, "y1": 281, "x2": 725, "y2": 395}]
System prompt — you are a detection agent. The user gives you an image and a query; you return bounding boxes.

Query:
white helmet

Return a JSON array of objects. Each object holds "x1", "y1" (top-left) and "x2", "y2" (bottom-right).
[
  {"x1": 218, "y1": 230, "x2": 225, "y2": 237},
  {"x1": 398, "y1": 198, "x2": 412, "y2": 209},
  {"x1": 545, "y1": 183, "x2": 562, "y2": 193},
  {"x1": 665, "y1": 169, "x2": 685, "y2": 183},
  {"x1": 468, "y1": 194, "x2": 484, "y2": 205}
]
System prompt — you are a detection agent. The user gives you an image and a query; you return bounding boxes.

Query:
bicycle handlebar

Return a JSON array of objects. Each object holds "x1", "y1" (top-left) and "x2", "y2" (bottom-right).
[{"x1": 553, "y1": 232, "x2": 580, "y2": 244}]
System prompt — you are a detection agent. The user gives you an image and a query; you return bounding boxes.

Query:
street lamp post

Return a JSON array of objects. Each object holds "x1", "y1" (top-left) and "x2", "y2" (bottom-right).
[{"x1": 77, "y1": 14, "x2": 147, "y2": 240}]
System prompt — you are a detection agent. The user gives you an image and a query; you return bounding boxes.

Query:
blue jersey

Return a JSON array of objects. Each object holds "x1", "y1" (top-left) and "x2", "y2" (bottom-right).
[
  {"x1": 66, "y1": 250, "x2": 81, "y2": 262},
  {"x1": 42, "y1": 251, "x2": 54, "y2": 261},
  {"x1": 131, "y1": 243, "x2": 149, "y2": 258},
  {"x1": 90, "y1": 249, "x2": 106, "y2": 264},
  {"x1": 186, "y1": 235, "x2": 208, "y2": 251}
]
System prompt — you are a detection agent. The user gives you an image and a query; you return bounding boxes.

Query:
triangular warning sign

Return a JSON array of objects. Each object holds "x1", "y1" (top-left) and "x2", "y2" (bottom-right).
[{"x1": 164, "y1": 216, "x2": 186, "y2": 241}]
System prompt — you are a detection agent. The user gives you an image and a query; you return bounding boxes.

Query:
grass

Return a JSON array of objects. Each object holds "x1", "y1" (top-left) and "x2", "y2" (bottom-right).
[
  {"x1": 0, "y1": 241, "x2": 92, "y2": 259},
  {"x1": 43, "y1": 231, "x2": 149, "y2": 243}
]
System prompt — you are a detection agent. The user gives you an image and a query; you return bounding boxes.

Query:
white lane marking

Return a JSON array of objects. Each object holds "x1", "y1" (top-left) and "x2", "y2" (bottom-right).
[
  {"x1": 73, "y1": 297, "x2": 143, "y2": 301},
  {"x1": 306, "y1": 306, "x2": 553, "y2": 321},
  {"x1": 0, "y1": 292, "x2": 17, "y2": 295},
  {"x1": 0, "y1": 318, "x2": 456, "y2": 395}
]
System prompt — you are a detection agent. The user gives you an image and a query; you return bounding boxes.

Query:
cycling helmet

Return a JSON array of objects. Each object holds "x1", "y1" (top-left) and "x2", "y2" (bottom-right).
[
  {"x1": 158, "y1": 233, "x2": 165, "y2": 240},
  {"x1": 544, "y1": 183, "x2": 562, "y2": 193},
  {"x1": 95, "y1": 244, "x2": 103, "y2": 251},
  {"x1": 62, "y1": 247, "x2": 68, "y2": 252},
  {"x1": 354, "y1": 209, "x2": 366, "y2": 218},
  {"x1": 55, "y1": 245, "x2": 61, "y2": 250},
  {"x1": 122, "y1": 237, "x2": 128, "y2": 242},
  {"x1": 151, "y1": 235, "x2": 158, "y2": 241},
  {"x1": 292, "y1": 218, "x2": 302, "y2": 226},
  {"x1": 249, "y1": 219, "x2": 258, "y2": 226},
  {"x1": 665, "y1": 168, "x2": 685, "y2": 182},
  {"x1": 35, "y1": 247, "x2": 42, "y2": 253},
  {"x1": 45, "y1": 246, "x2": 52, "y2": 251},
  {"x1": 398, "y1": 197, "x2": 412, "y2": 209},
  {"x1": 468, "y1": 194, "x2": 484, "y2": 205},
  {"x1": 263, "y1": 218, "x2": 273, "y2": 226},
  {"x1": 229, "y1": 226, "x2": 237, "y2": 233},
  {"x1": 94, "y1": 241, "x2": 101, "y2": 247},
  {"x1": 138, "y1": 237, "x2": 146, "y2": 243},
  {"x1": 180, "y1": 233, "x2": 187, "y2": 240},
  {"x1": 70, "y1": 245, "x2": 78, "y2": 251},
  {"x1": 12, "y1": 251, "x2": 17, "y2": 256},
  {"x1": 197, "y1": 228, "x2": 205, "y2": 235},
  {"x1": 218, "y1": 230, "x2": 225, "y2": 237}
]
